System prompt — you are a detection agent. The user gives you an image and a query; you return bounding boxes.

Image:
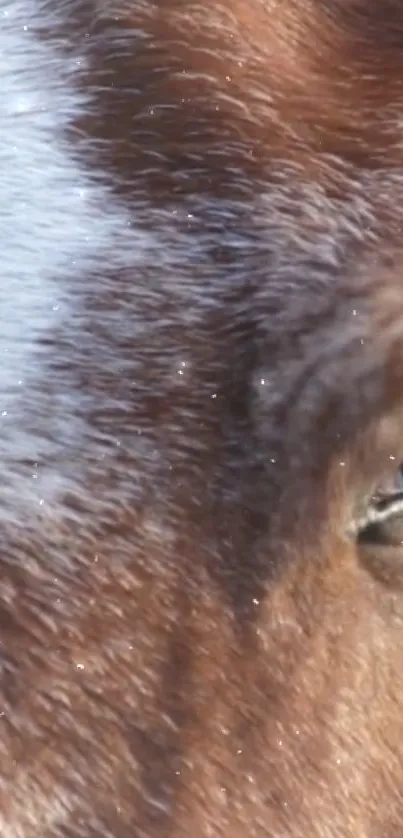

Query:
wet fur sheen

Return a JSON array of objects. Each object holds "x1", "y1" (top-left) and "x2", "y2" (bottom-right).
[{"x1": 2, "y1": 1, "x2": 403, "y2": 835}]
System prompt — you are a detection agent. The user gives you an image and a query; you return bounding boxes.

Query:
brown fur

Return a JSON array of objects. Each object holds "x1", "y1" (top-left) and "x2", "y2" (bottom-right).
[{"x1": 4, "y1": 1, "x2": 403, "y2": 835}]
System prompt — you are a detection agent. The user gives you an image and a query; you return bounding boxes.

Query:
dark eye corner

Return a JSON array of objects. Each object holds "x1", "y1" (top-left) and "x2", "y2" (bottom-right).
[{"x1": 355, "y1": 463, "x2": 403, "y2": 547}]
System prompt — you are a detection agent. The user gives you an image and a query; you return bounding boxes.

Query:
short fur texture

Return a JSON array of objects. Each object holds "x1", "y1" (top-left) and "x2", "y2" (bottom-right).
[{"x1": 2, "y1": 1, "x2": 403, "y2": 835}]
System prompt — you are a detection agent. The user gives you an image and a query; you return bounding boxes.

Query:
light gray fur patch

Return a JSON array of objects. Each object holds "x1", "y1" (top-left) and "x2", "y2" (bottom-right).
[{"x1": 0, "y1": 2, "x2": 150, "y2": 522}]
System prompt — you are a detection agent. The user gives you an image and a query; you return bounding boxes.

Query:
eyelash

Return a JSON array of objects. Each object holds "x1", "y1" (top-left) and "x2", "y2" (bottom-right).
[{"x1": 363, "y1": 491, "x2": 403, "y2": 528}]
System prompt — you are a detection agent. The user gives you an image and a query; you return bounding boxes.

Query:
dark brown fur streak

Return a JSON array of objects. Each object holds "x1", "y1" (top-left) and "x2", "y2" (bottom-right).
[{"x1": 3, "y1": 0, "x2": 403, "y2": 835}]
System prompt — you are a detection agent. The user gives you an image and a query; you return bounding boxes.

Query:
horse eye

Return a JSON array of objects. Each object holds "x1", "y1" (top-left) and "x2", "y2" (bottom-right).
[{"x1": 357, "y1": 463, "x2": 403, "y2": 547}]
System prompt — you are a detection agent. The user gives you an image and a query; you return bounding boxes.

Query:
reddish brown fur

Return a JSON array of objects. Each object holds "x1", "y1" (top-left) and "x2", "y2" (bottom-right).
[{"x1": 4, "y1": 1, "x2": 403, "y2": 836}]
